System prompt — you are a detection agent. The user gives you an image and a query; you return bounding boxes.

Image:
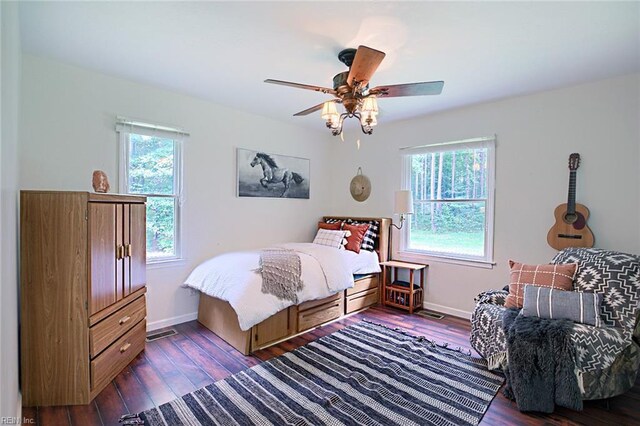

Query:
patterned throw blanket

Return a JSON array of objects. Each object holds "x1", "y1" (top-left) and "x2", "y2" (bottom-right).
[{"x1": 257, "y1": 248, "x2": 303, "y2": 304}]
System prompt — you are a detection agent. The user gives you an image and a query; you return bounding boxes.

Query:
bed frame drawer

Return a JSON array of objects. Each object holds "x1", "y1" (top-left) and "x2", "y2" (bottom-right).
[
  {"x1": 346, "y1": 288, "x2": 378, "y2": 314},
  {"x1": 298, "y1": 298, "x2": 343, "y2": 332},
  {"x1": 347, "y1": 275, "x2": 379, "y2": 296},
  {"x1": 298, "y1": 291, "x2": 342, "y2": 312},
  {"x1": 90, "y1": 295, "x2": 146, "y2": 358},
  {"x1": 90, "y1": 319, "x2": 145, "y2": 391}
]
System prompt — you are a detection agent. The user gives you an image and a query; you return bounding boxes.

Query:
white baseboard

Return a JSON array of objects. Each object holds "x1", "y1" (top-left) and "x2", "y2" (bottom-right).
[
  {"x1": 16, "y1": 394, "x2": 22, "y2": 424},
  {"x1": 422, "y1": 302, "x2": 471, "y2": 320},
  {"x1": 147, "y1": 312, "x2": 198, "y2": 331}
]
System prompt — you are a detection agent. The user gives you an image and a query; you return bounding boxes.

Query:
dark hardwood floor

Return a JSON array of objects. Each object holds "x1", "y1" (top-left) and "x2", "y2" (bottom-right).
[{"x1": 23, "y1": 306, "x2": 640, "y2": 425}]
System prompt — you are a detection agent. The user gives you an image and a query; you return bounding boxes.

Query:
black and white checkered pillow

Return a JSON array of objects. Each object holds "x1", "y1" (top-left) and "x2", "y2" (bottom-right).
[{"x1": 345, "y1": 219, "x2": 379, "y2": 251}]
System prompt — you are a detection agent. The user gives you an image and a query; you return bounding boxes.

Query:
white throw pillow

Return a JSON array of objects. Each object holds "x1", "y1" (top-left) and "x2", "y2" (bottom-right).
[{"x1": 313, "y1": 229, "x2": 348, "y2": 249}]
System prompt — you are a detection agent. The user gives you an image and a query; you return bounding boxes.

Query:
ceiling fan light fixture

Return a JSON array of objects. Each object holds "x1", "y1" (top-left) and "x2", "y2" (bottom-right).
[
  {"x1": 266, "y1": 45, "x2": 444, "y2": 139},
  {"x1": 361, "y1": 96, "x2": 378, "y2": 113},
  {"x1": 321, "y1": 101, "x2": 339, "y2": 128},
  {"x1": 360, "y1": 111, "x2": 377, "y2": 127}
]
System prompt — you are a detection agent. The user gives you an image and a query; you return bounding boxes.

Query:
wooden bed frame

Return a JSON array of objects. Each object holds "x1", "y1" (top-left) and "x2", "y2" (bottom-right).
[{"x1": 197, "y1": 216, "x2": 391, "y2": 355}]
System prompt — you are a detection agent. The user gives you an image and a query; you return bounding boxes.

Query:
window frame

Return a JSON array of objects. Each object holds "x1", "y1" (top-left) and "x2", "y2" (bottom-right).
[
  {"x1": 395, "y1": 136, "x2": 496, "y2": 268},
  {"x1": 117, "y1": 119, "x2": 186, "y2": 266}
]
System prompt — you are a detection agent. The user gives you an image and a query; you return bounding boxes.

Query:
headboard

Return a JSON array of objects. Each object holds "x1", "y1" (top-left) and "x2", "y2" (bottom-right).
[{"x1": 322, "y1": 216, "x2": 392, "y2": 263}]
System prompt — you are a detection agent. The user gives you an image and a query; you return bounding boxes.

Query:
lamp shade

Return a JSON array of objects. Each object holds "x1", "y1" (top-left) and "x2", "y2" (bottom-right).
[
  {"x1": 394, "y1": 190, "x2": 414, "y2": 214},
  {"x1": 321, "y1": 101, "x2": 338, "y2": 120}
]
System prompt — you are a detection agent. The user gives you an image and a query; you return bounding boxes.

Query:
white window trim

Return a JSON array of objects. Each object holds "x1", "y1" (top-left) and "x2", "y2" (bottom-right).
[
  {"x1": 117, "y1": 118, "x2": 187, "y2": 265},
  {"x1": 394, "y1": 136, "x2": 496, "y2": 268}
]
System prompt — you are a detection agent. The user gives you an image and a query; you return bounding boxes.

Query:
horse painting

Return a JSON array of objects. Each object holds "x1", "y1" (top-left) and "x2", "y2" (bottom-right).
[{"x1": 249, "y1": 152, "x2": 305, "y2": 197}]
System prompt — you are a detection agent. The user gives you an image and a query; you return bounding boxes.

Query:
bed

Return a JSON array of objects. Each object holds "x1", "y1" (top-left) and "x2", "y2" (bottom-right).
[{"x1": 186, "y1": 216, "x2": 391, "y2": 355}]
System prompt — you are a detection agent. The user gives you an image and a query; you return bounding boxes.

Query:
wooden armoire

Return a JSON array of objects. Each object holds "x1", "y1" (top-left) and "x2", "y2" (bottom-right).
[{"x1": 20, "y1": 191, "x2": 147, "y2": 406}]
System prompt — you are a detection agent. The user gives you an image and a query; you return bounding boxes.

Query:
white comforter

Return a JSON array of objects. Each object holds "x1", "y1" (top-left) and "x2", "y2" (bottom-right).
[{"x1": 183, "y1": 243, "x2": 356, "y2": 331}]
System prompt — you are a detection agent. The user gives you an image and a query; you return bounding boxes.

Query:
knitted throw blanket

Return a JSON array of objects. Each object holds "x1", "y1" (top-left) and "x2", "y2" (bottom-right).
[
  {"x1": 257, "y1": 249, "x2": 303, "y2": 304},
  {"x1": 502, "y1": 309, "x2": 582, "y2": 413}
]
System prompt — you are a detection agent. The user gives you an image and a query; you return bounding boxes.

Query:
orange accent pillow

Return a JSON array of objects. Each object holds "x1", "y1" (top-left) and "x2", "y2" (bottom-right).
[
  {"x1": 318, "y1": 221, "x2": 342, "y2": 231},
  {"x1": 342, "y1": 223, "x2": 370, "y2": 254},
  {"x1": 504, "y1": 261, "x2": 577, "y2": 308}
]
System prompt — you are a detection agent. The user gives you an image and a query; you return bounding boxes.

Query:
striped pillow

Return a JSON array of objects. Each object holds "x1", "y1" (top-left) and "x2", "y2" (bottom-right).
[
  {"x1": 504, "y1": 261, "x2": 577, "y2": 309},
  {"x1": 521, "y1": 285, "x2": 603, "y2": 327},
  {"x1": 312, "y1": 229, "x2": 347, "y2": 249}
]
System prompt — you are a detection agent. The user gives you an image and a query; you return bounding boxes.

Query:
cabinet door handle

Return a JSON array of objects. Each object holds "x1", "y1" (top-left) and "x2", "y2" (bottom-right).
[
  {"x1": 125, "y1": 244, "x2": 132, "y2": 258},
  {"x1": 120, "y1": 342, "x2": 132, "y2": 353},
  {"x1": 119, "y1": 316, "x2": 131, "y2": 325},
  {"x1": 116, "y1": 245, "x2": 124, "y2": 260}
]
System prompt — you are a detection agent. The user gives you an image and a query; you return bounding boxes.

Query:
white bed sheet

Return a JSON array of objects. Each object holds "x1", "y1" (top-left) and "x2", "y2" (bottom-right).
[{"x1": 184, "y1": 243, "x2": 368, "y2": 331}]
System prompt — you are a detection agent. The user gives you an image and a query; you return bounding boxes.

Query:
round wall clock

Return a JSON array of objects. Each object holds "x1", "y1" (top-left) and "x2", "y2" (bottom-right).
[{"x1": 350, "y1": 167, "x2": 371, "y2": 202}]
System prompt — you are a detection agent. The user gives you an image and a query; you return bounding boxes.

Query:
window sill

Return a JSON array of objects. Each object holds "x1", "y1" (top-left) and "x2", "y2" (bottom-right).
[
  {"x1": 394, "y1": 250, "x2": 495, "y2": 269},
  {"x1": 147, "y1": 258, "x2": 187, "y2": 270}
]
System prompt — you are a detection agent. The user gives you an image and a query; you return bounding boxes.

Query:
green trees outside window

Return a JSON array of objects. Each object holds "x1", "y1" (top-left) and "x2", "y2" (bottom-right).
[
  {"x1": 408, "y1": 147, "x2": 489, "y2": 258},
  {"x1": 127, "y1": 134, "x2": 179, "y2": 260}
]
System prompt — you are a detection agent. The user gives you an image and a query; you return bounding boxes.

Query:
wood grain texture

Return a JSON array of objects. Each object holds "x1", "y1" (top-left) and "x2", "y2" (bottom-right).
[
  {"x1": 547, "y1": 203, "x2": 595, "y2": 250},
  {"x1": 197, "y1": 294, "x2": 252, "y2": 355},
  {"x1": 252, "y1": 308, "x2": 292, "y2": 348},
  {"x1": 24, "y1": 307, "x2": 640, "y2": 425},
  {"x1": 91, "y1": 319, "x2": 146, "y2": 391},
  {"x1": 297, "y1": 298, "x2": 343, "y2": 332},
  {"x1": 90, "y1": 295, "x2": 146, "y2": 357},
  {"x1": 20, "y1": 191, "x2": 90, "y2": 406},
  {"x1": 89, "y1": 202, "x2": 117, "y2": 315},
  {"x1": 89, "y1": 287, "x2": 146, "y2": 327},
  {"x1": 346, "y1": 288, "x2": 378, "y2": 313},
  {"x1": 21, "y1": 191, "x2": 147, "y2": 407},
  {"x1": 129, "y1": 203, "x2": 147, "y2": 295},
  {"x1": 346, "y1": 274, "x2": 378, "y2": 296}
]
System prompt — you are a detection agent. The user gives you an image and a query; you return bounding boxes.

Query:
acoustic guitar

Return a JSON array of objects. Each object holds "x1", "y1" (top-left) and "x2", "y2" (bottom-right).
[{"x1": 547, "y1": 153, "x2": 595, "y2": 250}]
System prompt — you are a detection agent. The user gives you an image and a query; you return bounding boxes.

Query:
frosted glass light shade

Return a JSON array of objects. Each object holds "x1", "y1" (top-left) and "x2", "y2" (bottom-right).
[
  {"x1": 321, "y1": 101, "x2": 339, "y2": 120},
  {"x1": 394, "y1": 190, "x2": 414, "y2": 214},
  {"x1": 360, "y1": 112, "x2": 377, "y2": 127},
  {"x1": 361, "y1": 96, "x2": 378, "y2": 113}
]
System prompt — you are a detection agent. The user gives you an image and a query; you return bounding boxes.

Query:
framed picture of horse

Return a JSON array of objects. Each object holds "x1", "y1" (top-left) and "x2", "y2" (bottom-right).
[{"x1": 236, "y1": 148, "x2": 310, "y2": 199}]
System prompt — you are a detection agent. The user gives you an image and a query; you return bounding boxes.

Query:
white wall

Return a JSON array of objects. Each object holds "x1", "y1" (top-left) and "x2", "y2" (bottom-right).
[
  {"x1": 329, "y1": 74, "x2": 640, "y2": 317},
  {"x1": 20, "y1": 54, "x2": 331, "y2": 328},
  {"x1": 1, "y1": 1, "x2": 21, "y2": 419}
]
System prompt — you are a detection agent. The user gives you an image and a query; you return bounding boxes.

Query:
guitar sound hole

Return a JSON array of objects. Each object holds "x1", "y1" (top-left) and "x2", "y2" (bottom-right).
[{"x1": 563, "y1": 213, "x2": 578, "y2": 224}]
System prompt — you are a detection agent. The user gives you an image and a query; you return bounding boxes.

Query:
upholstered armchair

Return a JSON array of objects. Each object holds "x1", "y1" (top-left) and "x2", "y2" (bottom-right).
[{"x1": 470, "y1": 248, "x2": 640, "y2": 400}]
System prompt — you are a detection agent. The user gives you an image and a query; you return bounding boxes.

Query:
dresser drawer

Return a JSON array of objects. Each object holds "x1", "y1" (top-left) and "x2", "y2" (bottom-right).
[
  {"x1": 90, "y1": 295, "x2": 146, "y2": 358},
  {"x1": 91, "y1": 319, "x2": 145, "y2": 391},
  {"x1": 298, "y1": 298, "x2": 343, "y2": 332},
  {"x1": 347, "y1": 275, "x2": 379, "y2": 296},
  {"x1": 346, "y1": 288, "x2": 378, "y2": 314}
]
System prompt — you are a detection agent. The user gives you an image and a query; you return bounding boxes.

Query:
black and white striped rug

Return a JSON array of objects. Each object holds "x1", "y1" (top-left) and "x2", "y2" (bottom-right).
[{"x1": 133, "y1": 321, "x2": 503, "y2": 426}]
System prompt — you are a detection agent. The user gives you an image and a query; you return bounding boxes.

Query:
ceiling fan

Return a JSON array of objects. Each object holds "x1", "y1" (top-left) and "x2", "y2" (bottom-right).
[{"x1": 265, "y1": 45, "x2": 444, "y2": 136}]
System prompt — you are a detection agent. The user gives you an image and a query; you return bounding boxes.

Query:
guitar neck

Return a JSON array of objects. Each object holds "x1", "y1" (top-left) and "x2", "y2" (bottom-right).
[{"x1": 567, "y1": 170, "x2": 577, "y2": 214}]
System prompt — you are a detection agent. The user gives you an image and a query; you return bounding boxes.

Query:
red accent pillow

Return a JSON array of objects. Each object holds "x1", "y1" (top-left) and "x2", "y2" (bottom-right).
[
  {"x1": 342, "y1": 223, "x2": 369, "y2": 253},
  {"x1": 318, "y1": 221, "x2": 342, "y2": 231}
]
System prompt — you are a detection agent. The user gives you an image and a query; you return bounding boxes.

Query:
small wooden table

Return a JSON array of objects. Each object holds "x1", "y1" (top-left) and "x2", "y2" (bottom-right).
[{"x1": 380, "y1": 260, "x2": 428, "y2": 314}]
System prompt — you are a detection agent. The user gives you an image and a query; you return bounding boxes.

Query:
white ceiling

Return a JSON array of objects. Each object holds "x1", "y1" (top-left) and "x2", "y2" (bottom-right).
[{"x1": 19, "y1": 1, "x2": 640, "y2": 130}]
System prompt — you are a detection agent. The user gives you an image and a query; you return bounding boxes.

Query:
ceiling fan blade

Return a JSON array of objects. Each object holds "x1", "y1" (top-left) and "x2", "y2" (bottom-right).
[
  {"x1": 347, "y1": 45, "x2": 386, "y2": 87},
  {"x1": 265, "y1": 79, "x2": 336, "y2": 95},
  {"x1": 293, "y1": 102, "x2": 326, "y2": 116},
  {"x1": 293, "y1": 99, "x2": 341, "y2": 116},
  {"x1": 370, "y1": 81, "x2": 444, "y2": 98}
]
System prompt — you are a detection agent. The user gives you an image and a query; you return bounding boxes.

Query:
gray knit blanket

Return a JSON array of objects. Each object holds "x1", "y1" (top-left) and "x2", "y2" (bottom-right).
[
  {"x1": 502, "y1": 309, "x2": 582, "y2": 413},
  {"x1": 256, "y1": 249, "x2": 303, "y2": 304}
]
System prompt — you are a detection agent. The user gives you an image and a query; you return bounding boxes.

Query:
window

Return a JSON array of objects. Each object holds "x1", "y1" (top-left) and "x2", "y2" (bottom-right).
[
  {"x1": 398, "y1": 137, "x2": 495, "y2": 265},
  {"x1": 117, "y1": 119, "x2": 186, "y2": 264}
]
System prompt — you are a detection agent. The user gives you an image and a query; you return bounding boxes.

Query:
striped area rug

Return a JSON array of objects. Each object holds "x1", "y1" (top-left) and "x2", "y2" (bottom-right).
[{"x1": 134, "y1": 321, "x2": 503, "y2": 426}]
